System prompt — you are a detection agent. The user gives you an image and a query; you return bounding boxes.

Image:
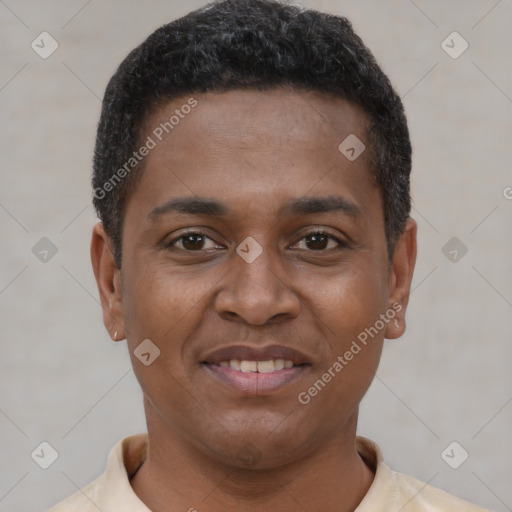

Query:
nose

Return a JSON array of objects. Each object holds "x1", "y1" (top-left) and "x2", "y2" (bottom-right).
[{"x1": 214, "y1": 243, "x2": 301, "y2": 326}]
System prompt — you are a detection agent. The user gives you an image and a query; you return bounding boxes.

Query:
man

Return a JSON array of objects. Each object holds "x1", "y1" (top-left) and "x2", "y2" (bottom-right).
[{"x1": 50, "y1": 0, "x2": 490, "y2": 510}]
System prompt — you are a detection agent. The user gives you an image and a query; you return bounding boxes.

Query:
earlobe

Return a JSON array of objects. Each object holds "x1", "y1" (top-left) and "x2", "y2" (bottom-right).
[
  {"x1": 385, "y1": 218, "x2": 417, "y2": 340},
  {"x1": 109, "y1": 326, "x2": 124, "y2": 342},
  {"x1": 385, "y1": 312, "x2": 405, "y2": 339},
  {"x1": 90, "y1": 222, "x2": 126, "y2": 341}
]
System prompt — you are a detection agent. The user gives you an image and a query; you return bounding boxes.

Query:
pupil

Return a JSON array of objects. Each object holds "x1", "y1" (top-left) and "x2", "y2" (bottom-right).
[
  {"x1": 306, "y1": 233, "x2": 328, "y2": 250},
  {"x1": 183, "y1": 234, "x2": 204, "y2": 250}
]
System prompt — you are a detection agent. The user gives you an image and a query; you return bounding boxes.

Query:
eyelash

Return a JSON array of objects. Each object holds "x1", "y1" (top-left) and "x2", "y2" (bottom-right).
[{"x1": 166, "y1": 229, "x2": 347, "y2": 252}]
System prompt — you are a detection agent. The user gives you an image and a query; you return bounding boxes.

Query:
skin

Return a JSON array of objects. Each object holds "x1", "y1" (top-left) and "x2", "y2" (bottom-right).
[{"x1": 91, "y1": 89, "x2": 417, "y2": 512}]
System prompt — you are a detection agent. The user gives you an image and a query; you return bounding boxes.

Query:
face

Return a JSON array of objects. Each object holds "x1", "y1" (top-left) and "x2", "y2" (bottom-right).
[{"x1": 92, "y1": 89, "x2": 416, "y2": 469}]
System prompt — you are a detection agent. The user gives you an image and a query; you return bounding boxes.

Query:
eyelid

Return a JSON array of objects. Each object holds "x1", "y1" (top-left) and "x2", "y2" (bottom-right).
[
  {"x1": 290, "y1": 228, "x2": 348, "y2": 250},
  {"x1": 166, "y1": 229, "x2": 225, "y2": 250}
]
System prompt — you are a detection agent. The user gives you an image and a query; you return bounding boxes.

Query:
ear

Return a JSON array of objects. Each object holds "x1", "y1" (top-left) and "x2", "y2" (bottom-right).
[
  {"x1": 90, "y1": 222, "x2": 125, "y2": 341},
  {"x1": 385, "y1": 218, "x2": 417, "y2": 339}
]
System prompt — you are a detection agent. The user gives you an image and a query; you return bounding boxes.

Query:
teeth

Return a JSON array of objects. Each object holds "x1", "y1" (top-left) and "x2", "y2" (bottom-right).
[
  {"x1": 220, "y1": 359, "x2": 295, "y2": 373},
  {"x1": 273, "y1": 359, "x2": 284, "y2": 371},
  {"x1": 229, "y1": 359, "x2": 241, "y2": 370},
  {"x1": 240, "y1": 360, "x2": 257, "y2": 373},
  {"x1": 257, "y1": 360, "x2": 275, "y2": 373}
]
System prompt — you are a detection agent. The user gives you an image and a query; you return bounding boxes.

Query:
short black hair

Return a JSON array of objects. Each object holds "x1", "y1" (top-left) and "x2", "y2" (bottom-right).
[{"x1": 93, "y1": 0, "x2": 411, "y2": 268}]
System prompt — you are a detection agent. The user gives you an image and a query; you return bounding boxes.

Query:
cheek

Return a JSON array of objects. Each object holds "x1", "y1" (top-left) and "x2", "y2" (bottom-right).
[
  {"x1": 121, "y1": 271, "x2": 177, "y2": 341},
  {"x1": 120, "y1": 269, "x2": 201, "y2": 414},
  {"x1": 122, "y1": 257, "x2": 194, "y2": 328},
  {"x1": 304, "y1": 264, "x2": 387, "y2": 389},
  {"x1": 298, "y1": 271, "x2": 386, "y2": 416},
  {"x1": 316, "y1": 263, "x2": 389, "y2": 335},
  {"x1": 120, "y1": 262, "x2": 220, "y2": 371}
]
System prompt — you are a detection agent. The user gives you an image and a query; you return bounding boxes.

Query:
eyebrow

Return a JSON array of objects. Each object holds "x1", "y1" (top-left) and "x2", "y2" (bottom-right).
[
  {"x1": 148, "y1": 195, "x2": 361, "y2": 221},
  {"x1": 148, "y1": 197, "x2": 229, "y2": 220},
  {"x1": 281, "y1": 196, "x2": 361, "y2": 217}
]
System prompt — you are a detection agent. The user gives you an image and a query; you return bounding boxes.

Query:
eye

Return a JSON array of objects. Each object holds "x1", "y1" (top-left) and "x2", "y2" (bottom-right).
[
  {"x1": 167, "y1": 231, "x2": 223, "y2": 251},
  {"x1": 292, "y1": 230, "x2": 346, "y2": 251}
]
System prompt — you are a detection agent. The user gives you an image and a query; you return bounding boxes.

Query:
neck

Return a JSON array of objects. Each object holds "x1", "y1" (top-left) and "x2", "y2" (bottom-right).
[{"x1": 131, "y1": 407, "x2": 374, "y2": 512}]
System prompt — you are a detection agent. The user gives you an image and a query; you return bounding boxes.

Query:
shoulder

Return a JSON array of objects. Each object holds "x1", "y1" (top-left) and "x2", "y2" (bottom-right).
[
  {"x1": 391, "y1": 470, "x2": 492, "y2": 511},
  {"x1": 47, "y1": 434, "x2": 149, "y2": 511},
  {"x1": 47, "y1": 477, "x2": 102, "y2": 512},
  {"x1": 356, "y1": 436, "x2": 492, "y2": 511}
]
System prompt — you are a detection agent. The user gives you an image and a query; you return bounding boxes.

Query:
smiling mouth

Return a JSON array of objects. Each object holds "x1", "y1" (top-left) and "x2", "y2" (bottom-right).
[
  {"x1": 201, "y1": 358, "x2": 310, "y2": 394},
  {"x1": 200, "y1": 344, "x2": 311, "y2": 394},
  {"x1": 212, "y1": 358, "x2": 295, "y2": 372}
]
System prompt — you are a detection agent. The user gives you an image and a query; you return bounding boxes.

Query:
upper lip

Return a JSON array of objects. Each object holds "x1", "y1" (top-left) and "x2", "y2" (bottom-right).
[{"x1": 202, "y1": 344, "x2": 310, "y2": 365}]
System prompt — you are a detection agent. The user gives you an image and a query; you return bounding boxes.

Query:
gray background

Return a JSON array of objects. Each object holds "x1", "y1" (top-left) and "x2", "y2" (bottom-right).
[{"x1": 1, "y1": 0, "x2": 511, "y2": 510}]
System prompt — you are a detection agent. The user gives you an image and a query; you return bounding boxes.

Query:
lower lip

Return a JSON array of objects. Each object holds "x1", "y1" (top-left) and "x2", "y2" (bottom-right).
[{"x1": 203, "y1": 363, "x2": 309, "y2": 395}]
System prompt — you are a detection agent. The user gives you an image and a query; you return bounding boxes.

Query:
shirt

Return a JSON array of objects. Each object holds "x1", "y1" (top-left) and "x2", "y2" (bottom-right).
[{"x1": 48, "y1": 434, "x2": 491, "y2": 511}]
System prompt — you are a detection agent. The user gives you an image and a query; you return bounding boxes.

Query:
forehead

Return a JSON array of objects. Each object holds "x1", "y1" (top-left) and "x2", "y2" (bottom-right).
[
  {"x1": 128, "y1": 89, "x2": 379, "y2": 224},
  {"x1": 146, "y1": 89, "x2": 368, "y2": 153}
]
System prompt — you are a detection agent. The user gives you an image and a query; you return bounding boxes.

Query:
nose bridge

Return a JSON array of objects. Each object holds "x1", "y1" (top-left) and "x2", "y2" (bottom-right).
[
  {"x1": 215, "y1": 238, "x2": 300, "y2": 325},
  {"x1": 237, "y1": 243, "x2": 280, "y2": 293}
]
